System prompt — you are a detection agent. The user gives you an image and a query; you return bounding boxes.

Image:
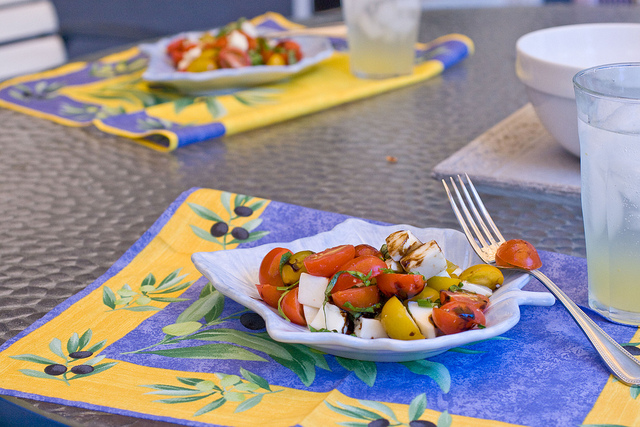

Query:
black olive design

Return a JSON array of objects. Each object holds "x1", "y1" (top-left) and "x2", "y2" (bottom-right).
[
  {"x1": 70, "y1": 365, "x2": 94, "y2": 375},
  {"x1": 240, "y1": 312, "x2": 265, "y2": 330},
  {"x1": 210, "y1": 221, "x2": 229, "y2": 237},
  {"x1": 626, "y1": 346, "x2": 640, "y2": 356},
  {"x1": 234, "y1": 206, "x2": 254, "y2": 217},
  {"x1": 44, "y1": 364, "x2": 67, "y2": 376},
  {"x1": 409, "y1": 421, "x2": 436, "y2": 427},
  {"x1": 368, "y1": 419, "x2": 390, "y2": 427},
  {"x1": 231, "y1": 227, "x2": 249, "y2": 240},
  {"x1": 69, "y1": 351, "x2": 93, "y2": 359}
]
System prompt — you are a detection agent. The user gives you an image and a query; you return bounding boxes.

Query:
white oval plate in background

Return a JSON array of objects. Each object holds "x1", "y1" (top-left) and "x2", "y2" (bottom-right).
[{"x1": 139, "y1": 32, "x2": 334, "y2": 94}]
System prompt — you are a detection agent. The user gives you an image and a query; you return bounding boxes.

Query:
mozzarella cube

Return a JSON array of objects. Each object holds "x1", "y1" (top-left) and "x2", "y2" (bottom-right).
[
  {"x1": 385, "y1": 258, "x2": 403, "y2": 272},
  {"x1": 354, "y1": 317, "x2": 388, "y2": 339},
  {"x1": 227, "y1": 30, "x2": 249, "y2": 51},
  {"x1": 325, "y1": 303, "x2": 349, "y2": 333},
  {"x1": 400, "y1": 240, "x2": 447, "y2": 279},
  {"x1": 385, "y1": 230, "x2": 422, "y2": 262},
  {"x1": 407, "y1": 302, "x2": 437, "y2": 339},
  {"x1": 240, "y1": 20, "x2": 258, "y2": 38},
  {"x1": 298, "y1": 273, "x2": 329, "y2": 308},
  {"x1": 308, "y1": 303, "x2": 348, "y2": 333},
  {"x1": 303, "y1": 305, "x2": 319, "y2": 325},
  {"x1": 308, "y1": 306, "x2": 327, "y2": 330}
]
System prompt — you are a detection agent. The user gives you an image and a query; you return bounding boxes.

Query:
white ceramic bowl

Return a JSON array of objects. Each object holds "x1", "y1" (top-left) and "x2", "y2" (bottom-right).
[
  {"x1": 516, "y1": 23, "x2": 640, "y2": 156},
  {"x1": 192, "y1": 218, "x2": 555, "y2": 362}
]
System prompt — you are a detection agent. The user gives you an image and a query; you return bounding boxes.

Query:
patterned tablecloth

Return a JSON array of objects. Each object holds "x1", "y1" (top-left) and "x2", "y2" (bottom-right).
[
  {"x1": 0, "y1": 13, "x2": 472, "y2": 152},
  {"x1": 0, "y1": 188, "x2": 639, "y2": 427}
]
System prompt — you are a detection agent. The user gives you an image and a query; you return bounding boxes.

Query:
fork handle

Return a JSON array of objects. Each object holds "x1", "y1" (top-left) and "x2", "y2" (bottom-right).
[{"x1": 531, "y1": 269, "x2": 640, "y2": 385}]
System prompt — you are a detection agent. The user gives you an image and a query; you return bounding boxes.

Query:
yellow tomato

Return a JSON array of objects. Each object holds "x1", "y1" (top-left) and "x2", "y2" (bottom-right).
[
  {"x1": 185, "y1": 49, "x2": 218, "y2": 72},
  {"x1": 409, "y1": 285, "x2": 439, "y2": 302},
  {"x1": 426, "y1": 276, "x2": 461, "y2": 292},
  {"x1": 458, "y1": 264, "x2": 504, "y2": 290},
  {"x1": 380, "y1": 296, "x2": 425, "y2": 340},
  {"x1": 266, "y1": 53, "x2": 286, "y2": 66}
]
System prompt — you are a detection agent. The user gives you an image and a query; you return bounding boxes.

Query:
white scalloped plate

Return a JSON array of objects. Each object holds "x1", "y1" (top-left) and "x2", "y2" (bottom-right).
[
  {"x1": 192, "y1": 218, "x2": 555, "y2": 362},
  {"x1": 139, "y1": 32, "x2": 334, "y2": 94}
]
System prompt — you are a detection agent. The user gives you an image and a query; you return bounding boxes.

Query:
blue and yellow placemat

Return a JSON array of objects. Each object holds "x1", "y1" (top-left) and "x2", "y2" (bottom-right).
[
  {"x1": 0, "y1": 13, "x2": 473, "y2": 152},
  {"x1": 1, "y1": 187, "x2": 640, "y2": 426}
]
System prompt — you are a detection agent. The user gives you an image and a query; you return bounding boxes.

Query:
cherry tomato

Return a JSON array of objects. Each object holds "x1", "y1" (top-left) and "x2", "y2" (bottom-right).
[
  {"x1": 440, "y1": 290, "x2": 489, "y2": 310},
  {"x1": 330, "y1": 255, "x2": 388, "y2": 294},
  {"x1": 277, "y1": 40, "x2": 303, "y2": 63},
  {"x1": 331, "y1": 272, "x2": 364, "y2": 294},
  {"x1": 280, "y1": 287, "x2": 306, "y2": 326},
  {"x1": 259, "y1": 247, "x2": 292, "y2": 287},
  {"x1": 432, "y1": 301, "x2": 486, "y2": 335},
  {"x1": 332, "y1": 285, "x2": 380, "y2": 311},
  {"x1": 495, "y1": 239, "x2": 542, "y2": 270},
  {"x1": 376, "y1": 273, "x2": 425, "y2": 299},
  {"x1": 339, "y1": 255, "x2": 388, "y2": 277},
  {"x1": 218, "y1": 47, "x2": 251, "y2": 68},
  {"x1": 354, "y1": 244, "x2": 383, "y2": 259},
  {"x1": 166, "y1": 38, "x2": 195, "y2": 66},
  {"x1": 303, "y1": 244, "x2": 355, "y2": 277},
  {"x1": 255, "y1": 283, "x2": 285, "y2": 309}
]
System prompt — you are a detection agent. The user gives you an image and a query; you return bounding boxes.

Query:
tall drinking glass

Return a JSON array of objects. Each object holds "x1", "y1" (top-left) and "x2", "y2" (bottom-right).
[
  {"x1": 574, "y1": 63, "x2": 640, "y2": 325},
  {"x1": 342, "y1": 0, "x2": 421, "y2": 79}
]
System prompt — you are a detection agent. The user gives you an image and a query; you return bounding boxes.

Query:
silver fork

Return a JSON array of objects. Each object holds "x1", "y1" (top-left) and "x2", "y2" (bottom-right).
[{"x1": 443, "y1": 174, "x2": 640, "y2": 386}]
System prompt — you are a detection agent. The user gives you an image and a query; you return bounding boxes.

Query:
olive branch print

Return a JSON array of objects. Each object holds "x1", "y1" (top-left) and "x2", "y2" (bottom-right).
[
  {"x1": 121, "y1": 281, "x2": 452, "y2": 390},
  {"x1": 188, "y1": 192, "x2": 269, "y2": 248},
  {"x1": 10, "y1": 329, "x2": 116, "y2": 386},
  {"x1": 171, "y1": 87, "x2": 281, "y2": 120},
  {"x1": 121, "y1": 282, "x2": 329, "y2": 386},
  {"x1": 141, "y1": 368, "x2": 281, "y2": 416},
  {"x1": 102, "y1": 268, "x2": 194, "y2": 312},
  {"x1": 8, "y1": 81, "x2": 64, "y2": 101},
  {"x1": 326, "y1": 393, "x2": 452, "y2": 427},
  {"x1": 89, "y1": 57, "x2": 148, "y2": 79}
]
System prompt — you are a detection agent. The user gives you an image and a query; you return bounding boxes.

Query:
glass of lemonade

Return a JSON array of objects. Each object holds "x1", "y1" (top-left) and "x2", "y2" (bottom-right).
[
  {"x1": 342, "y1": 0, "x2": 421, "y2": 79},
  {"x1": 574, "y1": 63, "x2": 640, "y2": 325}
]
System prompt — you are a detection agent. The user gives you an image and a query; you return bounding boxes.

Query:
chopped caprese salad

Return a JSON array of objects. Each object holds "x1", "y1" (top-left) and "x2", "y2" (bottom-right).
[
  {"x1": 166, "y1": 18, "x2": 304, "y2": 72},
  {"x1": 255, "y1": 230, "x2": 507, "y2": 341}
]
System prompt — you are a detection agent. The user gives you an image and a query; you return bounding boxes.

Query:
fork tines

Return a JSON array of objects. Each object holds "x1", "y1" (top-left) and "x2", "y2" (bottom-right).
[{"x1": 442, "y1": 174, "x2": 505, "y2": 252}]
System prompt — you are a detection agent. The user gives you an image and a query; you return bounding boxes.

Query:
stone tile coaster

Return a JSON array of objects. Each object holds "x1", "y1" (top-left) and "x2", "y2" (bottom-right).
[{"x1": 432, "y1": 104, "x2": 581, "y2": 204}]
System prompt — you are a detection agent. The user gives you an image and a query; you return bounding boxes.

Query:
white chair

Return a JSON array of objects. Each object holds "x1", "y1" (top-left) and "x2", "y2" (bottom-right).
[{"x1": 0, "y1": 0, "x2": 67, "y2": 80}]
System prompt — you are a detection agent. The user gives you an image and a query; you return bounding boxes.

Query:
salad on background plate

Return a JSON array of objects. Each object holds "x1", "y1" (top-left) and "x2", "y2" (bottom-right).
[{"x1": 139, "y1": 18, "x2": 334, "y2": 94}]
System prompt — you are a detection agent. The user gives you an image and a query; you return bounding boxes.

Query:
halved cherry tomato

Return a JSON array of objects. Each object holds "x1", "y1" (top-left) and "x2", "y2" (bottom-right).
[
  {"x1": 166, "y1": 39, "x2": 196, "y2": 66},
  {"x1": 432, "y1": 301, "x2": 486, "y2": 335},
  {"x1": 332, "y1": 285, "x2": 380, "y2": 311},
  {"x1": 354, "y1": 244, "x2": 384, "y2": 259},
  {"x1": 203, "y1": 35, "x2": 228, "y2": 50},
  {"x1": 280, "y1": 287, "x2": 306, "y2": 326},
  {"x1": 218, "y1": 47, "x2": 251, "y2": 68},
  {"x1": 256, "y1": 283, "x2": 285, "y2": 309},
  {"x1": 331, "y1": 272, "x2": 364, "y2": 294},
  {"x1": 339, "y1": 255, "x2": 387, "y2": 277},
  {"x1": 277, "y1": 40, "x2": 303, "y2": 63},
  {"x1": 495, "y1": 239, "x2": 542, "y2": 270},
  {"x1": 303, "y1": 244, "x2": 355, "y2": 277},
  {"x1": 259, "y1": 247, "x2": 292, "y2": 287},
  {"x1": 440, "y1": 290, "x2": 489, "y2": 310},
  {"x1": 376, "y1": 273, "x2": 425, "y2": 299}
]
